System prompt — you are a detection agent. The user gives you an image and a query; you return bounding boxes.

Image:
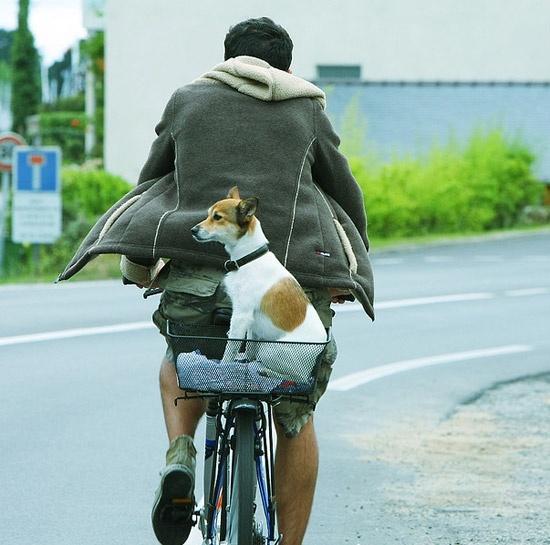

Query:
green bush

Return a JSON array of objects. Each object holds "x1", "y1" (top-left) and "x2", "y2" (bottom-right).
[
  {"x1": 60, "y1": 168, "x2": 131, "y2": 222},
  {"x1": 45, "y1": 169, "x2": 132, "y2": 273},
  {"x1": 347, "y1": 127, "x2": 544, "y2": 239},
  {"x1": 2, "y1": 168, "x2": 131, "y2": 281}
]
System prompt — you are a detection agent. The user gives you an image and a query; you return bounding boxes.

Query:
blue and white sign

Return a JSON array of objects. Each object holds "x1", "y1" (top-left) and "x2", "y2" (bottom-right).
[
  {"x1": 13, "y1": 147, "x2": 61, "y2": 192},
  {"x1": 12, "y1": 146, "x2": 62, "y2": 244}
]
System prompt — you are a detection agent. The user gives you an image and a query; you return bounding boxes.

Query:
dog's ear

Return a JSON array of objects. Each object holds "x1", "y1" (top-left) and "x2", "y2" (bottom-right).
[
  {"x1": 228, "y1": 186, "x2": 240, "y2": 200},
  {"x1": 237, "y1": 197, "x2": 259, "y2": 224}
]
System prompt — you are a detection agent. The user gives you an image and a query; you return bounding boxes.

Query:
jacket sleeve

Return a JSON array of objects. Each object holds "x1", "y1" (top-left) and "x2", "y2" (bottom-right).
[
  {"x1": 120, "y1": 255, "x2": 165, "y2": 286},
  {"x1": 137, "y1": 91, "x2": 177, "y2": 184},
  {"x1": 311, "y1": 105, "x2": 369, "y2": 247}
]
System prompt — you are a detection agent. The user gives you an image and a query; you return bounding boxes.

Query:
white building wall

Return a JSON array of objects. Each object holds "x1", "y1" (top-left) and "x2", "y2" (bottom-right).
[{"x1": 104, "y1": 0, "x2": 550, "y2": 182}]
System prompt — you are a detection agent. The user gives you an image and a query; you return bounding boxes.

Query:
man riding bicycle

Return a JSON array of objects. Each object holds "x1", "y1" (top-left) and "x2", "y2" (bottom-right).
[{"x1": 59, "y1": 16, "x2": 374, "y2": 545}]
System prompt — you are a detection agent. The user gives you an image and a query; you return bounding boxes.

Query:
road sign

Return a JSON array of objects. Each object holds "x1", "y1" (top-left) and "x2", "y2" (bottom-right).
[
  {"x1": 12, "y1": 146, "x2": 62, "y2": 244},
  {"x1": 0, "y1": 132, "x2": 27, "y2": 172}
]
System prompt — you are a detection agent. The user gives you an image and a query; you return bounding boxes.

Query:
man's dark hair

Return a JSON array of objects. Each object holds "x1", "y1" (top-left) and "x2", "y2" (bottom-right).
[{"x1": 224, "y1": 17, "x2": 293, "y2": 71}]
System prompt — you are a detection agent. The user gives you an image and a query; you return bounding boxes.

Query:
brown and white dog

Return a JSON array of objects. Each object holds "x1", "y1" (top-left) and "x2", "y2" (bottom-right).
[{"x1": 191, "y1": 186, "x2": 326, "y2": 379}]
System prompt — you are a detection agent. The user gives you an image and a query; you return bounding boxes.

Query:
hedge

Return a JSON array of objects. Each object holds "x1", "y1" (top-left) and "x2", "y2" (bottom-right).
[{"x1": 345, "y1": 127, "x2": 543, "y2": 239}]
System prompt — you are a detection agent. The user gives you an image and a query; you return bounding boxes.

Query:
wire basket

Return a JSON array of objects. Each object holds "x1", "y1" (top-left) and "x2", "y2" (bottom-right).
[{"x1": 167, "y1": 321, "x2": 329, "y2": 395}]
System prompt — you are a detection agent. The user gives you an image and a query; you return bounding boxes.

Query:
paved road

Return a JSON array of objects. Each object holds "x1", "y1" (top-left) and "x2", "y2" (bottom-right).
[
  {"x1": 312, "y1": 229, "x2": 550, "y2": 545},
  {"x1": 0, "y1": 229, "x2": 549, "y2": 544}
]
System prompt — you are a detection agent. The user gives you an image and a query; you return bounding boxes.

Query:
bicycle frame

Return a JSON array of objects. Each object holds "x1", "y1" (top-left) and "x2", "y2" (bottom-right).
[{"x1": 176, "y1": 392, "x2": 282, "y2": 545}]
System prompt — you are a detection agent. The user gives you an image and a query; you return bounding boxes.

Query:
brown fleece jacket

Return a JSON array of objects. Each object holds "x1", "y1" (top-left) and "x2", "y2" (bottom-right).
[{"x1": 58, "y1": 57, "x2": 374, "y2": 319}]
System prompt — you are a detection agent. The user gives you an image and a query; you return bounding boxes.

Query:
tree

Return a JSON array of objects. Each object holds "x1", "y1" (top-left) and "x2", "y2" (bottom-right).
[{"x1": 10, "y1": 0, "x2": 41, "y2": 137}]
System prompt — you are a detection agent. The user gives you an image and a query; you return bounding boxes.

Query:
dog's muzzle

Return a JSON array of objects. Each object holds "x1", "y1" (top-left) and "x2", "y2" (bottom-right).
[{"x1": 190, "y1": 225, "x2": 204, "y2": 241}]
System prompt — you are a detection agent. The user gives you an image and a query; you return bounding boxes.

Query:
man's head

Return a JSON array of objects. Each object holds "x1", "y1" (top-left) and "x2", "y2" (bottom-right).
[{"x1": 224, "y1": 17, "x2": 293, "y2": 71}]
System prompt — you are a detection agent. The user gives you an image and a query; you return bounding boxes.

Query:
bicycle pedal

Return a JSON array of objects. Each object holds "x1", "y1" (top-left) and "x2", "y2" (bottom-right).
[
  {"x1": 171, "y1": 498, "x2": 194, "y2": 505},
  {"x1": 167, "y1": 498, "x2": 195, "y2": 519}
]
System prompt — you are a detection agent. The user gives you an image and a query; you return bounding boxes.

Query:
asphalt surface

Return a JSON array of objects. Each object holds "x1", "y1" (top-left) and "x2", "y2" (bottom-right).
[
  {"x1": 1, "y1": 228, "x2": 549, "y2": 545},
  {"x1": 308, "y1": 229, "x2": 550, "y2": 545}
]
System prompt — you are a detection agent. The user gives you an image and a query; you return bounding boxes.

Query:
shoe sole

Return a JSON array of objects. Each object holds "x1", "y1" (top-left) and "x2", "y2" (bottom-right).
[{"x1": 152, "y1": 466, "x2": 195, "y2": 545}]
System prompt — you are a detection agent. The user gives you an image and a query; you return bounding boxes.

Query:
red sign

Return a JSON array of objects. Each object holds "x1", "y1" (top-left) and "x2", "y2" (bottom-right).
[{"x1": 29, "y1": 154, "x2": 46, "y2": 167}]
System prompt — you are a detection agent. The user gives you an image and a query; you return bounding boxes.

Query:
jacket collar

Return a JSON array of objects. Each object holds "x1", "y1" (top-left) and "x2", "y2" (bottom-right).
[{"x1": 195, "y1": 56, "x2": 326, "y2": 109}]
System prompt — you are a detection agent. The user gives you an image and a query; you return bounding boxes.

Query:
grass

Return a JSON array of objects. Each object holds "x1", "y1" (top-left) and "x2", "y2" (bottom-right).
[{"x1": 0, "y1": 253, "x2": 121, "y2": 285}]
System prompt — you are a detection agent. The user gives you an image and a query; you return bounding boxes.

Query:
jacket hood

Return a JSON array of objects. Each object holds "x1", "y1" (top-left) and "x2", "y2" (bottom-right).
[{"x1": 194, "y1": 56, "x2": 326, "y2": 109}]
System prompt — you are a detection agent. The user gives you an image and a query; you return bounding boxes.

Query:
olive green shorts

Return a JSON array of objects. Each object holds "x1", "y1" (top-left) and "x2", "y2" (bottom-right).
[{"x1": 152, "y1": 264, "x2": 337, "y2": 438}]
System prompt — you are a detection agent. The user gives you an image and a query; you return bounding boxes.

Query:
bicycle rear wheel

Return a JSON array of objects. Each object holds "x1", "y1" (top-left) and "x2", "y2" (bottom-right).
[{"x1": 227, "y1": 409, "x2": 257, "y2": 545}]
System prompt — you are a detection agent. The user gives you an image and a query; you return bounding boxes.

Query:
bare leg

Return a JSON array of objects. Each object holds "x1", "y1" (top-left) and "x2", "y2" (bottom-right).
[
  {"x1": 159, "y1": 357, "x2": 206, "y2": 442},
  {"x1": 153, "y1": 358, "x2": 201, "y2": 545},
  {"x1": 274, "y1": 417, "x2": 319, "y2": 545}
]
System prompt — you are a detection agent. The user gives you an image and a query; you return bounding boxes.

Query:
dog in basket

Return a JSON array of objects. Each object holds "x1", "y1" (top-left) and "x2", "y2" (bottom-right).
[{"x1": 190, "y1": 186, "x2": 326, "y2": 381}]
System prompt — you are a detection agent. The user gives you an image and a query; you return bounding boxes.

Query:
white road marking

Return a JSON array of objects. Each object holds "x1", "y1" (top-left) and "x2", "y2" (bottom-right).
[
  {"x1": 335, "y1": 287, "x2": 549, "y2": 313},
  {"x1": 2, "y1": 286, "x2": 548, "y2": 345},
  {"x1": 335, "y1": 292, "x2": 494, "y2": 313},
  {"x1": 375, "y1": 292, "x2": 494, "y2": 309},
  {"x1": 327, "y1": 345, "x2": 533, "y2": 391},
  {"x1": 372, "y1": 253, "x2": 550, "y2": 265},
  {"x1": 0, "y1": 321, "x2": 154, "y2": 346},
  {"x1": 506, "y1": 287, "x2": 550, "y2": 297}
]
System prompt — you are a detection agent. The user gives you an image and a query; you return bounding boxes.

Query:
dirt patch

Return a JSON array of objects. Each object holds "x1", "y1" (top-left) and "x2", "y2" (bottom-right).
[{"x1": 345, "y1": 374, "x2": 550, "y2": 543}]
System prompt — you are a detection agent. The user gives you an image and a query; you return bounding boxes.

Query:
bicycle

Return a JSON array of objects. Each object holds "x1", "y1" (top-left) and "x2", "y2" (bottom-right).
[{"x1": 166, "y1": 320, "x2": 330, "y2": 545}]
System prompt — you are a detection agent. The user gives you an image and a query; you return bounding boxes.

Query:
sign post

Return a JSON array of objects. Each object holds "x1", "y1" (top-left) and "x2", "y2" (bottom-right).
[
  {"x1": 0, "y1": 132, "x2": 27, "y2": 275},
  {"x1": 12, "y1": 146, "x2": 62, "y2": 244}
]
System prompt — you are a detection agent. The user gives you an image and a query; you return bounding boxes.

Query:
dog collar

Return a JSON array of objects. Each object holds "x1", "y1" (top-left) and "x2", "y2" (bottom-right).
[{"x1": 224, "y1": 244, "x2": 269, "y2": 272}]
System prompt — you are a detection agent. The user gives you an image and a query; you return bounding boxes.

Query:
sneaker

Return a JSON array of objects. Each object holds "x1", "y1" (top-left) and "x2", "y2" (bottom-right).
[{"x1": 152, "y1": 435, "x2": 197, "y2": 545}]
